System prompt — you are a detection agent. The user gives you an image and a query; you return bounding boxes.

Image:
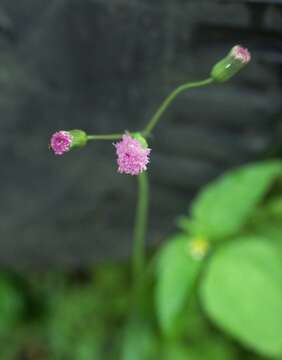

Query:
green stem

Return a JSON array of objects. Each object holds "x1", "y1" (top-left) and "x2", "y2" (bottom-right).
[
  {"x1": 143, "y1": 78, "x2": 213, "y2": 137},
  {"x1": 133, "y1": 172, "x2": 149, "y2": 283},
  {"x1": 87, "y1": 134, "x2": 123, "y2": 141}
]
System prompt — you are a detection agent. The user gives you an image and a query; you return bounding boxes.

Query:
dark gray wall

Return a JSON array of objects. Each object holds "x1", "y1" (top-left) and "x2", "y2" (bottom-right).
[{"x1": 0, "y1": 0, "x2": 281, "y2": 268}]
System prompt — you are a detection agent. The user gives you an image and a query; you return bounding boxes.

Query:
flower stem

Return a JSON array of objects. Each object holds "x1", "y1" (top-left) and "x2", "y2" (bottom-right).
[
  {"x1": 143, "y1": 77, "x2": 213, "y2": 137},
  {"x1": 133, "y1": 172, "x2": 149, "y2": 283},
  {"x1": 87, "y1": 134, "x2": 123, "y2": 141}
]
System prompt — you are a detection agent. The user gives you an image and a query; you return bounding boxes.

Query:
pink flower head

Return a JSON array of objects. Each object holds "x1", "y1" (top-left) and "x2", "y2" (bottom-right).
[
  {"x1": 114, "y1": 133, "x2": 151, "y2": 176},
  {"x1": 230, "y1": 45, "x2": 251, "y2": 64},
  {"x1": 50, "y1": 131, "x2": 73, "y2": 155}
]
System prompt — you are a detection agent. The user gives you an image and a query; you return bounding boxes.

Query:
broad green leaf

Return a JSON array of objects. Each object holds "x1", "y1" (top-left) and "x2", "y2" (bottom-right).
[
  {"x1": 200, "y1": 236, "x2": 282, "y2": 357},
  {"x1": 121, "y1": 317, "x2": 159, "y2": 360},
  {"x1": 184, "y1": 295, "x2": 213, "y2": 340},
  {"x1": 191, "y1": 161, "x2": 282, "y2": 240},
  {"x1": 155, "y1": 235, "x2": 203, "y2": 335},
  {"x1": 246, "y1": 197, "x2": 282, "y2": 254},
  {"x1": 249, "y1": 196, "x2": 282, "y2": 226},
  {"x1": 250, "y1": 218, "x2": 282, "y2": 254},
  {"x1": 264, "y1": 196, "x2": 282, "y2": 218}
]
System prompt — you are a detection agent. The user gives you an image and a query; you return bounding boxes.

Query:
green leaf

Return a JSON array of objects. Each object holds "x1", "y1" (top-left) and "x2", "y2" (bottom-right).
[
  {"x1": 246, "y1": 197, "x2": 282, "y2": 254},
  {"x1": 250, "y1": 218, "x2": 282, "y2": 255},
  {"x1": 121, "y1": 317, "x2": 159, "y2": 360},
  {"x1": 264, "y1": 196, "x2": 282, "y2": 218},
  {"x1": 200, "y1": 236, "x2": 282, "y2": 357},
  {"x1": 191, "y1": 161, "x2": 282, "y2": 240},
  {"x1": 155, "y1": 235, "x2": 203, "y2": 335}
]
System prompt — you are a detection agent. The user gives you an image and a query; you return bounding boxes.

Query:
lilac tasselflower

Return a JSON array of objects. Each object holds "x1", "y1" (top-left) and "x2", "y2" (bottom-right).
[
  {"x1": 230, "y1": 45, "x2": 251, "y2": 64},
  {"x1": 50, "y1": 129, "x2": 88, "y2": 155},
  {"x1": 114, "y1": 133, "x2": 151, "y2": 176},
  {"x1": 50, "y1": 131, "x2": 73, "y2": 155}
]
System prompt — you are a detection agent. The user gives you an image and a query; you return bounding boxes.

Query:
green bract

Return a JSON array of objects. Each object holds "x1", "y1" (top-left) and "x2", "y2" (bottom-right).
[
  {"x1": 132, "y1": 132, "x2": 149, "y2": 149},
  {"x1": 69, "y1": 129, "x2": 88, "y2": 149}
]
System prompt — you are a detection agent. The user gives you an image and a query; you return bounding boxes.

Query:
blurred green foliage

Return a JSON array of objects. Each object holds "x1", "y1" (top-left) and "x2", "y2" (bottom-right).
[{"x1": 1, "y1": 161, "x2": 282, "y2": 359}]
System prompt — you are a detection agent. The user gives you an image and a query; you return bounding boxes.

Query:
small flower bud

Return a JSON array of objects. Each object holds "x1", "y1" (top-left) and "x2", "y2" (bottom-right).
[
  {"x1": 211, "y1": 45, "x2": 251, "y2": 82},
  {"x1": 50, "y1": 129, "x2": 87, "y2": 155},
  {"x1": 114, "y1": 132, "x2": 151, "y2": 176},
  {"x1": 187, "y1": 237, "x2": 209, "y2": 260}
]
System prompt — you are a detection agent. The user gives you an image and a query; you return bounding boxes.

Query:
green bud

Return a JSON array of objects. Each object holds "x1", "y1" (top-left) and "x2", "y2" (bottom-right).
[
  {"x1": 69, "y1": 129, "x2": 88, "y2": 149},
  {"x1": 211, "y1": 45, "x2": 251, "y2": 83}
]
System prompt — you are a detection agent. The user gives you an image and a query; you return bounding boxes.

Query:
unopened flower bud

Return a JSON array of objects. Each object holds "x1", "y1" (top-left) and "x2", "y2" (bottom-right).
[
  {"x1": 50, "y1": 129, "x2": 87, "y2": 155},
  {"x1": 187, "y1": 237, "x2": 209, "y2": 260},
  {"x1": 211, "y1": 45, "x2": 251, "y2": 82}
]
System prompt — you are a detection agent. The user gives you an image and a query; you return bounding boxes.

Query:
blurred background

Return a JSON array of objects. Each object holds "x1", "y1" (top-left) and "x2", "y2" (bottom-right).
[
  {"x1": 0, "y1": 0, "x2": 281, "y2": 359},
  {"x1": 0, "y1": 0, "x2": 281, "y2": 267}
]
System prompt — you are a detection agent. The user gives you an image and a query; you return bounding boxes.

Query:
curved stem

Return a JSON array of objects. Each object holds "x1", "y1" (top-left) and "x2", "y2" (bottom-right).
[
  {"x1": 143, "y1": 78, "x2": 213, "y2": 137},
  {"x1": 87, "y1": 134, "x2": 123, "y2": 141},
  {"x1": 133, "y1": 172, "x2": 149, "y2": 283}
]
